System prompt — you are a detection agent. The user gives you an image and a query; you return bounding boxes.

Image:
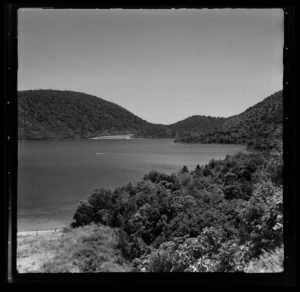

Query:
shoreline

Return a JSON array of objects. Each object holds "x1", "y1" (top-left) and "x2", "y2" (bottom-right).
[
  {"x1": 18, "y1": 228, "x2": 63, "y2": 237},
  {"x1": 90, "y1": 133, "x2": 135, "y2": 140}
]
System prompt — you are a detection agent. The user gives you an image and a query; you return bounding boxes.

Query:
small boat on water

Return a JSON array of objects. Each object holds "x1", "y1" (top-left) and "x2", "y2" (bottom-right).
[{"x1": 96, "y1": 152, "x2": 104, "y2": 155}]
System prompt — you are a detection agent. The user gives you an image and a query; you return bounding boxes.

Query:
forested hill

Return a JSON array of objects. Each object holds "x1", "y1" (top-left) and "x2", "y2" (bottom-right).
[
  {"x1": 176, "y1": 91, "x2": 283, "y2": 151},
  {"x1": 18, "y1": 90, "x2": 227, "y2": 140},
  {"x1": 18, "y1": 89, "x2": 282, "y2": 144},
  {"x1": 18, "y1": 90, "x2": 158, "y2": 140},
  {"x1": 169, "y1": 115, "x2": 226, "y2": 137}
]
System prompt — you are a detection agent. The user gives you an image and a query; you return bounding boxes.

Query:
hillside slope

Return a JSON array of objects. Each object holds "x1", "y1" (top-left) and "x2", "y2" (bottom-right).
[
  {"x1": 169, "y1": 115, "x2": 226, "y2": 137},
  {"x1": 18, "y1": 90, "x2": 228, "y2": 140},
  {"x1": 176, "y1": 91, "x2": 283, "y2": 150},
  {"x1": 18, "y1": 90, "x2": 157, "y2": 140}
]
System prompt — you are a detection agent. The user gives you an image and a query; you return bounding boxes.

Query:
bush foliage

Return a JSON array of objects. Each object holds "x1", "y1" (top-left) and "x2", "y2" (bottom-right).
[
  {"x1": 72, "y1": 148, "x2": 283, "y2": 272},
  {"x1": 42, "y1": 224, "x2": 131, "y2": 273}
]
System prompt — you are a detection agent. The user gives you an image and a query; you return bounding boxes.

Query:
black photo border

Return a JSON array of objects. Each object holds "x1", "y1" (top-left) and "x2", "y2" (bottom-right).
[{"x1": 4, "y1": 4, "x2": 296, "y2": 286}]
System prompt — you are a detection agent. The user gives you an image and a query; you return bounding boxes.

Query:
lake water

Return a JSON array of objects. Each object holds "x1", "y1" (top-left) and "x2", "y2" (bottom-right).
[{"x1": 18, "y1": 139, "x2": 248, "y2": 231}]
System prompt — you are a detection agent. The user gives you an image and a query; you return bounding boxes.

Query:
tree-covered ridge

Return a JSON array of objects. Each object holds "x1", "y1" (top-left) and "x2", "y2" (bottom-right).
[
  {"x1": 18, "y1": 90, "x2": 153, "y2": 140},
  {"x1": 18, "y1": 89, "x2": 229, "y2": 140},
  {"x1": 176, "y1": 91, "x2": 283, "y2": 151},
  {"x1": 169, "y1": 115, "x2": 226, "y2": 137},
  {"x1": 72, "y1": 148, "x2": 283, "y2": 272},
  {"x1": 18, "y1": 89, "x2": 283, "y2": 146}
]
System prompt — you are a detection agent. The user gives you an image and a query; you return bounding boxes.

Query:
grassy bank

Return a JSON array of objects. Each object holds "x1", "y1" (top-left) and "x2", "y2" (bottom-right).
[{"x1": 17, "y1": 224, "x2": 131, "y2": 273}]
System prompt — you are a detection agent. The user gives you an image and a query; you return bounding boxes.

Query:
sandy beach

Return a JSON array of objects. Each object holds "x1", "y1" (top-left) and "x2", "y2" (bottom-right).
[{"x1": 90, "y1": 134, "x2": 134, "y2": 139}]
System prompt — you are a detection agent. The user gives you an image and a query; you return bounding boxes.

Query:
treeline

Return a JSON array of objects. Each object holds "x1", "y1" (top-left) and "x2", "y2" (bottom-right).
[
  {"x1": 18, "y1": 90, "x2": 225, "y2": 140},
  {"x1": 176, "y1": 91, "x2": 283, "y2": 151},
  {"x1": 169, "y1": 115, "x2": 226, "y2": 137},
  {"x1": 18, "y1": 89, "x2": 282, "y2": 152},
  {"x1": 72, "y1": 147, "x2": 283, "y2": 272}
]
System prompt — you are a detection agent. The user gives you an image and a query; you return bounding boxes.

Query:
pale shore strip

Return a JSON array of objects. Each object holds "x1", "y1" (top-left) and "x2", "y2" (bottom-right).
[
  {"x1": 90, "y1": 133, "x2": 135, "y2": 139},
  {"x1": 18, "y1": 229, "x2": 63, "y2": 237}
]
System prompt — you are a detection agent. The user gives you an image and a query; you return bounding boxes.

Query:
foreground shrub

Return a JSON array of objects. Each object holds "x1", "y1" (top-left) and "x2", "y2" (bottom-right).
[
  {"x1": 238, "y1": 179, "x2": 283, "y2": 258},
  {"x1": 73, "y1": 200, "x2": 95, "y2": 226},
  {"x1": 133, "y1": 227, "x2": 239, "y2": 272},
  {"x1": 244, "y1": 246, "x2": 284, "y2": 273},
  {"x1": 70, "y1": 150, "x2": 283, "y2": 273},
  {"x1": 146, "y1": 250, "x2": 173, "y2": 272},
  {"x1": 42, "y1": 224, "x2": 131, "y2": 273}
]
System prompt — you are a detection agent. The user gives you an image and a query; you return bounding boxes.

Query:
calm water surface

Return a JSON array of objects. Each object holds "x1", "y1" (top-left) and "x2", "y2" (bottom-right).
[{"x1": 18, "y1": 139, "x2": 248, "y2": 231}]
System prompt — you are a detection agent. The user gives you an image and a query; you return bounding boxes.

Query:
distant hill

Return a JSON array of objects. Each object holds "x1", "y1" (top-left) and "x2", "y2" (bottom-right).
[
  {"x1": 18, "y1": 90, "x2": 159, "y2": 140},
  {"x1": 176, "y1": 91, "x2": 283, "y2": 151},
  {"x1": 18, "y1": 90, "x2": 227, "y2": 140},
  {"x1": 18, "y1": 89, "x2": 283, "y2": 148},
  {"x1": 169, "y1": 115, "x2": 226, "y2": 137}
]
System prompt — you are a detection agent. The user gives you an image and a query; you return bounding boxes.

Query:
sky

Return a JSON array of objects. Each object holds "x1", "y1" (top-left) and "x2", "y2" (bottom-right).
[{"x1": 18, "y1": 8, "x2": 284, "y2": 124}]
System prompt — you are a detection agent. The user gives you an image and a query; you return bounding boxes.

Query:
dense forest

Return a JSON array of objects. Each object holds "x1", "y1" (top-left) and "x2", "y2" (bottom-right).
[
  {"x1": 70, "y1": 147, "x2": 283, "y2": 272},
  {"x1": 18, "y1": 90, "x2": 154, "y2": 140},
  {"x1": 176, "y1": 91, "x2": 283, "y2": 151},
  {"x1": 18, "y1": 90, "x2": 224, "y2": 140},
  {"x1": 169, "y1": 115, "x2": 226, "y2": 137}
]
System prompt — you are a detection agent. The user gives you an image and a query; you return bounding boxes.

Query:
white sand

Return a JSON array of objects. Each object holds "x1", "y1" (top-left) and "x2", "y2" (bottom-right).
[{"x1": 90, "y1": 134, "x2": 134, "y2": 139}]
